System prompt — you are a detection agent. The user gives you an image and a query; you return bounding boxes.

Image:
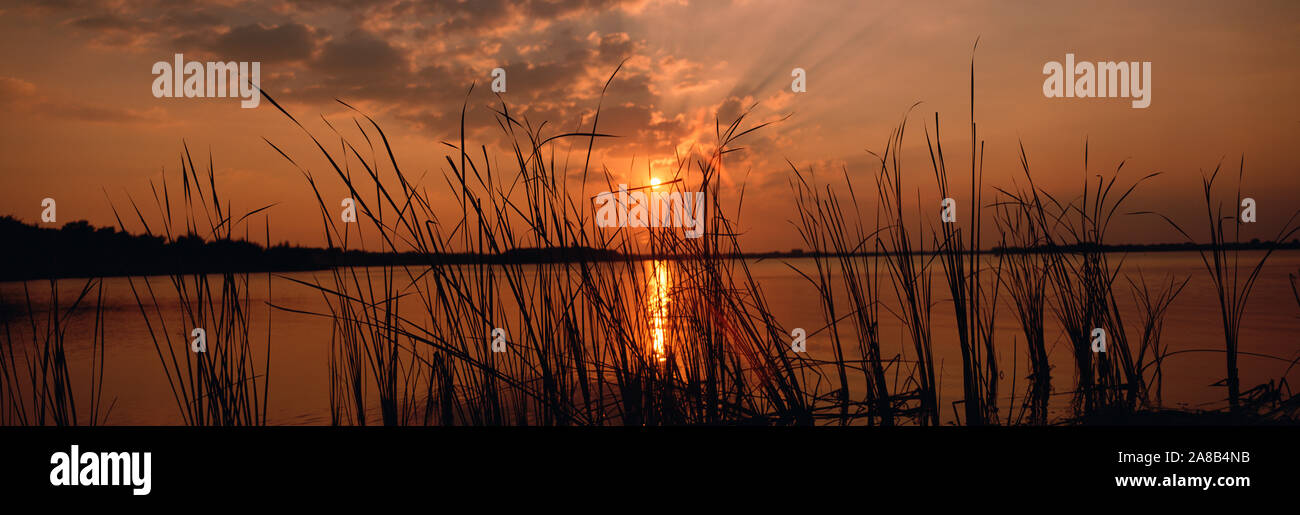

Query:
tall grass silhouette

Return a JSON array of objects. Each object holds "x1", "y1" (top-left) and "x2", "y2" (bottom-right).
[
  {"x1": 240, "y1": 58, "x2": 1295, "y2": 425},
  {"x1": 8, "y1": 56, "x2": 1295, "y2": 426},
  {"x1": 258, "y1": 65, "x2": 824, "y2": 425},
  {"x1": 1151, "y1": 160, "x2": 1300, "y2": 412},
  {"x1": 109, "y1": 146, "x2": 274, "y2": 425},
  {"x1": 0, "y1": 278, "x2": 111, "y2": 425}
]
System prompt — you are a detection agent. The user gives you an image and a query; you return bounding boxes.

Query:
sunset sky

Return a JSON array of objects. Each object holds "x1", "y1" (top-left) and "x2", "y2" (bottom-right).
[{"x1": 1, "y1": 0, "x2": 1297, "y2": 251}]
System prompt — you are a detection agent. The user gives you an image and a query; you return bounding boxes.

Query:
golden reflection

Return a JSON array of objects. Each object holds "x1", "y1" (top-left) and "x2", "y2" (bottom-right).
[{"x1": 646, "y1": 259, "x2": 671, "y2": 363}]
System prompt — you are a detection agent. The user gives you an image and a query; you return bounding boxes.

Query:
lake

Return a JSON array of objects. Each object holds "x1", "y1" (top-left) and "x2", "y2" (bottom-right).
[{"x1": 2, "y1": 251, "x2": 1298, "y2": 425}]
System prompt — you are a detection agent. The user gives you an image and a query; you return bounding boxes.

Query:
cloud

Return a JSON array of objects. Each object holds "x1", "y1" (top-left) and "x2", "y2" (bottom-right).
[
  {"x1": 0, "y1": 76, "x2": 164, "y2": 124},
  {"x1": 7, "y1": 0, "x2": 99, "y2": 15},
  {"x1": 313, "y1": 29, "x2": 408, "y2": 76},
  {"x1": 54, "y1": 5, "x2": 226, "y2": 50},
  {"x1": 13, "y1": 0, "x2": 722, "y2": 160},
  {"x1": 67, "y1": 13, "x2": 146, "y2": 31},
  {"x1": 200, "y1": 23, "x2": 321, "y2": 64},
  {"x1": 45, "y1": 103, "x2": 165, "y2": 124},
  {"x1": 0, "y1": 77, "x2": 39, "y2": 102},
  {"x1": 299, "y1": 0, "x2": 653, "y2": 38}
]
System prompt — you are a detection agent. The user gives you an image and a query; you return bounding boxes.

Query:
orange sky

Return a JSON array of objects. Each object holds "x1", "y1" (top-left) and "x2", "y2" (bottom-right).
[{"x1": 1, "y1": 0, "x2": 1297, "y2": 251}]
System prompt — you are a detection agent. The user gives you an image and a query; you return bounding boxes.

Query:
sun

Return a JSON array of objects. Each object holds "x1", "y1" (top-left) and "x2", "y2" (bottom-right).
[{"x1": 649, "y1": 177, "x2": 662, "y2": 188}]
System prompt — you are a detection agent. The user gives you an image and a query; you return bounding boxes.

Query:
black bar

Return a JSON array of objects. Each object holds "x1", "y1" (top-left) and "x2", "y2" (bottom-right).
[{"x1": 0, "y1": 426, "x2": 1290, "y2": 504}]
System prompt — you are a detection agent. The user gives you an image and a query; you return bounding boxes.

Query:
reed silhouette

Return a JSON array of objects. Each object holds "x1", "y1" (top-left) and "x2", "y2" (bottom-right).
[{"x1": 3, "y1": 57, "x2": 1299, "y2": 426}]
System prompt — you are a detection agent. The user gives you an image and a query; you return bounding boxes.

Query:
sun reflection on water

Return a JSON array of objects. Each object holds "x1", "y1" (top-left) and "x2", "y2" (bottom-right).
[{"x1": 646, "y1": 259, "x2": 671, "y2": 363}]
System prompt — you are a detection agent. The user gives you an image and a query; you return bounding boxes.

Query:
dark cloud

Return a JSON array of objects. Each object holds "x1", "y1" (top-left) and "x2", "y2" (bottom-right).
[
  {"x1": 280, "y1": 0, "x2": 388, "y2": 13},
  {"x1": 64, "y1": 7, "x2": 222, "y2": 33},
  {"x1": 20, "y1": 0, "x2": 705, "y2": 155},
  {"x1": 210, "y1": 23, "x2": 320, "y2": 64},
  {"x1": 430, "y1": 0, "x2": 515, "y2": 35},
  {"x1": 596, "y1": 32, "x2": 636, "y2": 66},
  {"x1": 282, "y1": 0, "x2": 647, "y2": 38},
  {"x1": 67, "y1": 13, "x2": 146, "y2": 31},
  {"x1": 159, "y1": 10, "x2": 223, "y2": 30},
  {"x1": 524, "y1": 0, "x2": 633, "y2": 19},
  {"x1": 314, "y1": 29, "x2": 409, "y2": 76},
  {"x1": 7, "y1": 0, "x2": 98, "y2": 15},
  {"x1": 55, "y1": 4, "x2": 226, "y2": 50}
]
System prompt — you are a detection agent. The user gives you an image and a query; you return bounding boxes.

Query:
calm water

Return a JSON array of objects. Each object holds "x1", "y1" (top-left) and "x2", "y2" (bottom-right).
[{"x1": 3, "y1": 251, "x2": 1299, "y2": 425}]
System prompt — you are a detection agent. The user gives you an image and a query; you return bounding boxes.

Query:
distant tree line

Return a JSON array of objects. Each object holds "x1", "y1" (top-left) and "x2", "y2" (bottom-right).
[
  {"x1": 0, "y1": 217, "x2": 619, "y2": 281},
  {"x1": 1, "y1": 216, "x2": 1296, "y2": 281}
]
